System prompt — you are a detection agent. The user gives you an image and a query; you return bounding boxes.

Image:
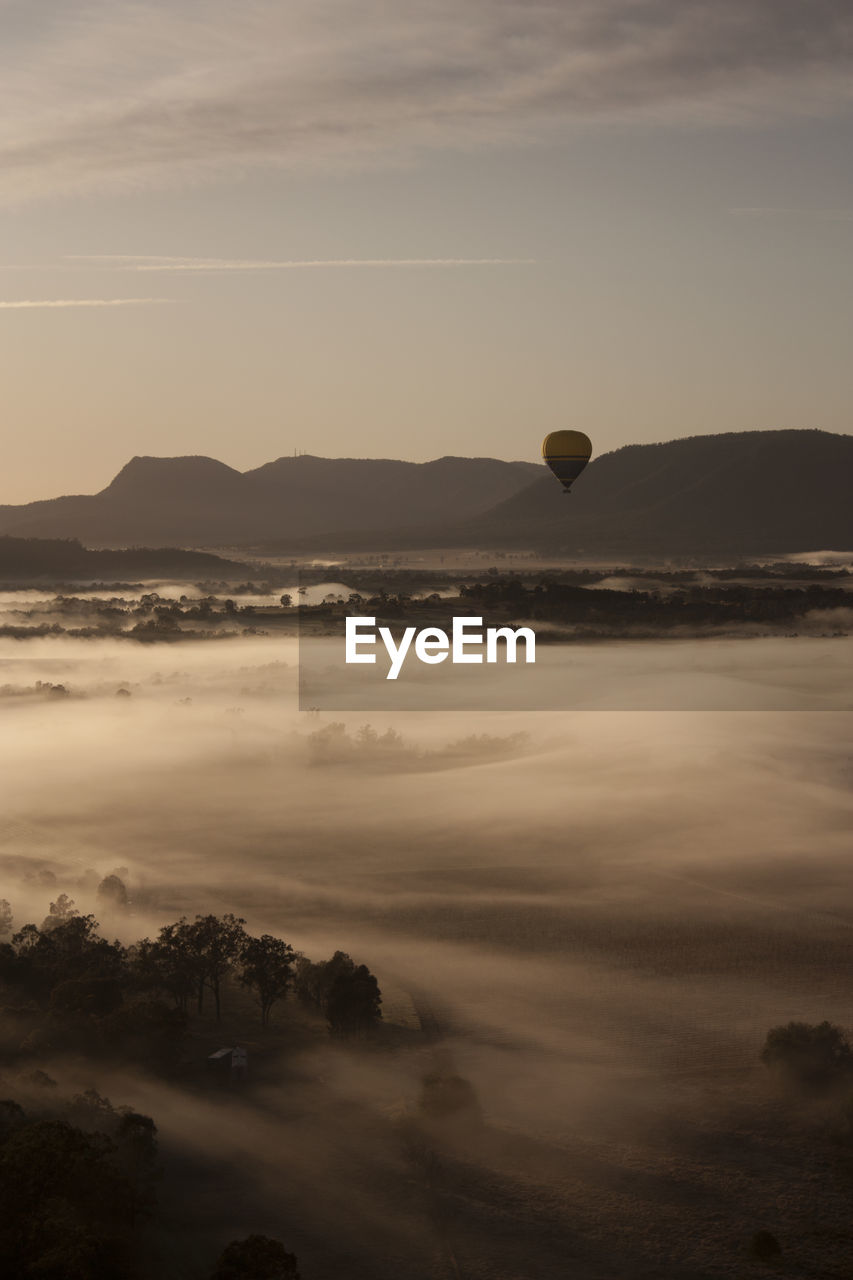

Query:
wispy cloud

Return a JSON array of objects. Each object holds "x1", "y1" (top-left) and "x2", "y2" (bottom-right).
[
  {"x1": 0, "y1": 1, "x2": 851, "y2": 203},
  {"x1": 71, "y1": 255, "x2": 535, "y2": 272},
  {"x1": 0, "y1": 297, "x2": 169, "y2": 309}
]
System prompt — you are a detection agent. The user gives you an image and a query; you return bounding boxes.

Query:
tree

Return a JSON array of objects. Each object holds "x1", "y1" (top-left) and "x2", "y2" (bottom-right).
[
  {"x1": 295, "y1": 950, "x2": 382, "y2": 1037},
  {"x1": 10, "y1": 916, "x2": 125, "y2": 1003},
  {"x1": 48, "y1": 915, "x2": 125, "y2": 981},
  {"x1": 420, "y1": 1072, "x2": 482, "y2": 1124},
  {"x1": 131, "y1": 914, "x2": 245, "y2": 1018},
  {"x1": 65, "y1": 1093, "x2": 159, "y2": 1228},
  {"x1": 41, "y1": 893, "x2": 78, "y2": 932},
  {"x1": 210, "y1": 1234, "x2": 300, "y2": 1279},
  {"x1": 114, "y1": 1109, "x2": 159, "y2": 1228},
  {"x1": 0, "y1": 1100, "x2": 26, "y2": 1143},
  {"x1": 50, "y1": 975, "x2": 124, "y2": 1017},
  {"x1": 761, "y1": 1020, "x2": 853, "y2": 1091},
  {"x1": 131, "y1": 925, "x2": 201, "y2": 1015},
  {"x1": 293, "y1": 955, "x2": 326, "y2": 1008},
  {"x1": 0, "y1": 899, "x2": 12, "y2": 938},
  {"x1": 326, "y1": 960, "x2": 382, "y2": 1037},
  {"x1": 187, "y1": 914, "x2": 247, "y2": 1020},
  {"x1": 0, "y1": 1118, "x2": 136, "y2": 1278},
  {"x1": 96, "y1": 875, "x2": 129, "y2": 912},
  {"x1": 239, "y1": 934, "x2": 296, "y2": 1027}
]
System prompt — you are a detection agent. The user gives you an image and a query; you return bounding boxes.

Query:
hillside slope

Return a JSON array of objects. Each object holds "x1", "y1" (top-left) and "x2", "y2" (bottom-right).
[
  {"x1": 467, "y1": 429, "x2": 853, "y2": 555},
  {"x1": 0, "y1": 536, "x2": 257, "y2": 581}
]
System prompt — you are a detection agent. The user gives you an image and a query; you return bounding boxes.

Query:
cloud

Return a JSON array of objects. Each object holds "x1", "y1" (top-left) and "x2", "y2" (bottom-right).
[
  {"x1": 70, "y1": 254, "x2": 535, "y2": 272},
  {"x1": 0, "y1": 0, "x2": 851, "y2": 202},
  {"x1": 0, "y1": 297, "x2": 169, "y2": 308}
]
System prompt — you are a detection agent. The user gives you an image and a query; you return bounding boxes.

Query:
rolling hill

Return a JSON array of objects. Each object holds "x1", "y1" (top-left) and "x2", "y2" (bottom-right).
[{"x1": 0, "y1": 536, "x2": 259, "y2": 582}]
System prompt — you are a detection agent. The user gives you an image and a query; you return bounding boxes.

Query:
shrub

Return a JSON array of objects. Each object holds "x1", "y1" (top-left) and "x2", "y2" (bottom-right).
[
  {"x1": 748, "y1": 1229, "x2": 781, "y2": 1262},
  {"x1": 760, "y1": 1020, "x2": 853, "y2": 1091}
]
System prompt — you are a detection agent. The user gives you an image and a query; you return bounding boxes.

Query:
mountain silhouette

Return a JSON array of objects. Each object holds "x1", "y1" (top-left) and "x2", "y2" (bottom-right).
[
  {"x1": 1, "y1": 431, "x2": 850, "y2": 556},
  {"x1": 0, "y1": 454, "x2": 540, "y2": 547},
  {"x1": 285, "y1": 429, "x2": 853, "y2": 557},
  {"x1": 466, "y1": 429, "x2": 853, "y2": 556}
]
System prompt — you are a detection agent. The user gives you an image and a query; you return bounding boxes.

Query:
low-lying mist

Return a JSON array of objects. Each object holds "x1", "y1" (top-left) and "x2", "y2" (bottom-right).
[{"x1": 2, "y1": 628, "x2": 853, "y2": 1277}]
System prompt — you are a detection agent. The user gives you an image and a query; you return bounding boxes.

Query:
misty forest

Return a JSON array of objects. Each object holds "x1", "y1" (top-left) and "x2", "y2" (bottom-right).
[{"x1": 2, "y1": 533, "x2": 853, "y2": 1279}]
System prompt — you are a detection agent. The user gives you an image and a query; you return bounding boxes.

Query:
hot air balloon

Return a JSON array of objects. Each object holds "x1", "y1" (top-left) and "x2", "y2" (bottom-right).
[{"x1": 542, "y1": 430, "x2": 592, "y2": 494}]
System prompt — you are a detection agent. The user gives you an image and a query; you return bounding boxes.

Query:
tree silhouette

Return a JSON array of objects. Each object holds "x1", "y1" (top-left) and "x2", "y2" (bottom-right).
[
  {"x1": 10, "y1": 916, "x2": 125, "y2": 1003},
  {"x1": 239, "y1": 934, "x2": 297, "y2": 1027},
  {"x1": 296, "y1": 951, "x2": 382, "y2": 1037},
  {"x1": 96, "y1": 875, "x2": 129, "y2": 912},
  {"x1": 210, "y1": 1234, "x2": 300, "y2": 1279},
  {"x1": 187, "y1": 914, "x2": 247, "y2": 1021},
  {"x1": 326, "y1": 960, "x2": 382, "y2": 1037},
  {"x1": 50, "y1": 975, "x2": 124, "y2": 1017},
  {"x1": 761, "y1": 1020, "x2": 853, "y2": 1091},
  {"x1": 133, "y1": 913, "x2": 246, "y2": 1018},
  {"x1": 42, "y1": 893, "x2": 78, "y2": 932},
  {"x1": 0, "y1": 1117, "x2": 136, "y2": 1278},
  {"x1": 131, "y1": 925, "x2": 200, "y2": 1016},
  {"x1": 114, "y1": 1109, "x2": 159, "y2": 1228}
]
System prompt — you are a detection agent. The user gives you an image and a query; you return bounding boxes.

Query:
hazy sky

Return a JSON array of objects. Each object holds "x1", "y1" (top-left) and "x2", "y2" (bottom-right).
[{"x1": 2, "y1": 0, "x2": 853, "y2": 502}]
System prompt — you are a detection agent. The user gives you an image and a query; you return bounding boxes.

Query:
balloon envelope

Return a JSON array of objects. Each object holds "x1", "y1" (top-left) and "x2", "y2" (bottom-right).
[{"x1": 542, "y1": 430, "x2": 592, "y2": 492}]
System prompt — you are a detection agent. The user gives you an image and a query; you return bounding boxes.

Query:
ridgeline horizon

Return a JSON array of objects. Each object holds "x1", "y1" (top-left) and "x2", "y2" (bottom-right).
[{"x1": 1, "y1": 428, "x2": 851, "y2": 557}]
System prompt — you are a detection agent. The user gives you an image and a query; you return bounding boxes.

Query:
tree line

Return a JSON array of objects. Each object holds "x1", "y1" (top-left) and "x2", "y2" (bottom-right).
[
  {"x1": 0, "y1": 892, "x2": 382, "y2": 1071},
  {"x1": 0, "y1": 889, "x2": 385, "y2": 1278}
]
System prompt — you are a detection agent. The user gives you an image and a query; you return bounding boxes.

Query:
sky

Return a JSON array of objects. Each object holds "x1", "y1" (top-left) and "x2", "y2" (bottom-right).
[{"x1": 1, "y1": 0, "x2": 853, "y2": 503}]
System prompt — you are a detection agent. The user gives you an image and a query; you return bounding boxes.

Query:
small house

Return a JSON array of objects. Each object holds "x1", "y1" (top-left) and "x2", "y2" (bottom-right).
[{"x1": 207, "y1": 1046, "x2": 248, "y2": 1083}]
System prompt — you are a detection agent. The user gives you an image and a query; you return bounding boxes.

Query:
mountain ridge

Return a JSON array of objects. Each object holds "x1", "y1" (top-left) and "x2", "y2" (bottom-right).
[
  {"x1": 0, "y1": 453, "x2": 541, "y2": 547},
  {"x1": 445, "y1": 428, "x2": 853, "y2": 556},
  {"x1": 1, "y1": 430, "x2": 851, "y2": 556},
  {"x1": 272, "y1": 429, "x2": 853, "y2": 557}
]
